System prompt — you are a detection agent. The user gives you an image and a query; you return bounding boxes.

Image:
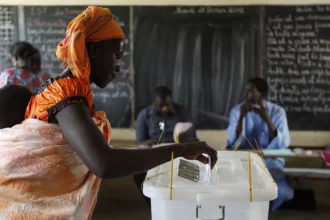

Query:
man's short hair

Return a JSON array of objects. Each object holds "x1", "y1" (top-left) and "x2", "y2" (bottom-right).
[
  {"x1": 154, "y1": 86, "x2": 172, "y2": 100},
  {"x1": 248, "y1": 77, "x2": 269, "y2": 96}
]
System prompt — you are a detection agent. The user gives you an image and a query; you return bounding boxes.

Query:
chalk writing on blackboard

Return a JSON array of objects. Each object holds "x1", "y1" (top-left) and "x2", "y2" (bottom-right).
[
  {"x1": 174, "y1": 6, "x2": 245, "y2": 15},
  {"x1": 24, "y1": 6, "x2": 81, "y2": 76},
  {"x1": 0, "y1": 6, "x2": 17, "y2": 72},
  {"x1": 265, "y1": 6, "x2": 330, "y2": 116}
]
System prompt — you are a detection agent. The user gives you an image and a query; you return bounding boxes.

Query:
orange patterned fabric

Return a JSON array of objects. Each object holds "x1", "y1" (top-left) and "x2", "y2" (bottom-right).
[
  {"x1": 25, "y1": 76, "x2": 94, "y2": 122},
  {"x1": 25, "y1": 6, "x2": 124, "y2": 123},
  {"x1": 0, "y1": 118, "x2": 111, "y2": 219}
]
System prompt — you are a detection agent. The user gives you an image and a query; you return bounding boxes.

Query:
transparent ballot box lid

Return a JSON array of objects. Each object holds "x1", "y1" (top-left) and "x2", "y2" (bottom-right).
[{"x1": 143, "y1": 151, "x2": 278, "y2": 203}]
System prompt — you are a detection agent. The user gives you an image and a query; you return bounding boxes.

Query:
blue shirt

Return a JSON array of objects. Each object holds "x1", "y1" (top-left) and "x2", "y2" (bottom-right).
[
  {"x1": 226, "y1": 101, "x2": 290, "y2": 152},
  {"x1": 135, "y1": 104, "x2": 198, "y2": 143}
]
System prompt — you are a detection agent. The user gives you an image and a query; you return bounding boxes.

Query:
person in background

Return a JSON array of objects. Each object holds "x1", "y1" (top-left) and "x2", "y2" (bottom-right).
[
  {"x1": 0, "y1": 41, "x2": 50, "y2": 91},
  {"x1": 226, "y1": 77, "x2": 293, "y2": 212},
  {"x1": 134, "y1": 86, "x2": 199, "y2": 205},
  {"x1": 136, "y1": 86, "x2": 198, "y2": 145}
]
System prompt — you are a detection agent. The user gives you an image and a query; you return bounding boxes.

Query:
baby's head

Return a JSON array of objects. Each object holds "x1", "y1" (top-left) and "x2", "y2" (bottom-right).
[{"x1": 0, "y1": 85, "x2": 33, "y2": 129}]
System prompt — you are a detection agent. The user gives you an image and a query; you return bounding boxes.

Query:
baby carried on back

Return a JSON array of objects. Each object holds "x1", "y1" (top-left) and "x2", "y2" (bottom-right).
[{"x1": 0, "y1": 85, "x2": 106, "y2": 219}]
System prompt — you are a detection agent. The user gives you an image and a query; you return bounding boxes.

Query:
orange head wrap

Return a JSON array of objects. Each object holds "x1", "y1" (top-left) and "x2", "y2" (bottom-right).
[{"x1": 55, "y1": 6, "x2": 125, "y2": 80}]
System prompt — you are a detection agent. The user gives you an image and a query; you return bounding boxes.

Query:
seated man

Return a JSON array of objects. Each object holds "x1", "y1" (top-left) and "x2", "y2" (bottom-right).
[
  {"x1": 134, "y1": 86, "x2": 198, "y2": 205},
  {"x1": 226, "y1": 77, "x2": 293, "y2": 212}
]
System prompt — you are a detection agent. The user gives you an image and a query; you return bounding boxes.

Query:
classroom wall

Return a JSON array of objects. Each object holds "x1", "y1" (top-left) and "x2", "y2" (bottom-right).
[{"x1": 2, "y1": 0, "x2": 330, "y2": 148}]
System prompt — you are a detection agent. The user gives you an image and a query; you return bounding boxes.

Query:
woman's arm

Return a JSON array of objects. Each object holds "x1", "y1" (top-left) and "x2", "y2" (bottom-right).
[{"x1": 56, "y1": 104, "x2": 217, "y2": 179}]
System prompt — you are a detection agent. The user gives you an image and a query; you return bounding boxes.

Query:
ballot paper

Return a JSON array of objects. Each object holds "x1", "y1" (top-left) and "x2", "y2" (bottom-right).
[
  {"x1": 202, "y1": 155, "x2": 211, "y2": 184},
  {"x1": 178, "y1": 159, "x2": 200, "y2": 182},
  {"x1": 173, "y1": 122, "x2": 194, "y2": 143},
  {"x1": 178, "y1": 156, "x2": 213, "y2": 184}
]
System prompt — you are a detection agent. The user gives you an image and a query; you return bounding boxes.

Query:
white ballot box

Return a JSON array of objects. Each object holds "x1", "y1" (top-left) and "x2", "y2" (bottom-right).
[{"x1": 143, "y1": 151, "x2": 277, "y2": 220}]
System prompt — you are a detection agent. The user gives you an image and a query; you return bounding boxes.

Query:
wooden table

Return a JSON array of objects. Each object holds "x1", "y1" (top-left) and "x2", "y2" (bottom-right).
[
  {"x1": 230, "y1": 148, "x2": 324, "y2": 159},
  {"x1": 262, "y1": 149, "x2": 323, "y2": 159},
  {"x1": 282, "y1": 168, "x2": 330, "y2": 180},
  {"x1": 233, "y1": 148, "x2": 330, "y2": 180}
]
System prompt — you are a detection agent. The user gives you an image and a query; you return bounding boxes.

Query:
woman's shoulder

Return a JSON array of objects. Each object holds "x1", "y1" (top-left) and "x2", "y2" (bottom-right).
[
  {"x1": 34, "y1": 74, "x2": 90, "y2": 95},
  {"x1": 26, "y1": 75, "x2": 94, "y2": 122}
]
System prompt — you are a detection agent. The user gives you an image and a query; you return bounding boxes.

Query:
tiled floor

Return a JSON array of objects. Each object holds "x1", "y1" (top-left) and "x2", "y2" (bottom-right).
[{"x1": 92, "y1": 176, "x2": 330, "y2": 220}]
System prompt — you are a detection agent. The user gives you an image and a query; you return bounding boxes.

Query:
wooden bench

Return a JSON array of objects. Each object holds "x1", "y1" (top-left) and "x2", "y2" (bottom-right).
[{"x1": 282, "y1": 168, "x2": 330, "y2": 180}]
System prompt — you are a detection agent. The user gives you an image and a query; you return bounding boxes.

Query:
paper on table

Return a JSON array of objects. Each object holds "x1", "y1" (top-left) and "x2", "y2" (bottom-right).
[{"x1": 262, "y1": 149, "x2": 295, "y2": 156}]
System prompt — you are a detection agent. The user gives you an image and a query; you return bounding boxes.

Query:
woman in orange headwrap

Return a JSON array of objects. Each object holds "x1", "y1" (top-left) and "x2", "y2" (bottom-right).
[{"x1": 0, "y1": 6, "x2": 217, "y2": 219}]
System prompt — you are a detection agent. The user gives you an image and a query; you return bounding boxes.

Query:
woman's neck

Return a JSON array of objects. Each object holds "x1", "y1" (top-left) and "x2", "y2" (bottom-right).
[{"x1": 60, "y1": 67, "x2": 93, "y2": 85}]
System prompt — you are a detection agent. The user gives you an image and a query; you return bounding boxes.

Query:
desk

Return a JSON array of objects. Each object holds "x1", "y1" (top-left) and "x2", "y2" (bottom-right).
[
  {"x1": 282, "y1": 168, "x2": 330, "y2": 180},
  {"x1": 262, "y1": 149, "x2": 323, "y2": 159},
  {"x1": 240, "y1": 149, "x2": 330, "y2": 180},
  {"x1": 230, "y1": 148, "x2": 324, "y2": 159}
]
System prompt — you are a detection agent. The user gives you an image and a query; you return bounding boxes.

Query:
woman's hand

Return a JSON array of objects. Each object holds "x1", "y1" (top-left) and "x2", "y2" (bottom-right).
[{"x1": 178, "y1": 141, "x2": 218, "y2": 169}]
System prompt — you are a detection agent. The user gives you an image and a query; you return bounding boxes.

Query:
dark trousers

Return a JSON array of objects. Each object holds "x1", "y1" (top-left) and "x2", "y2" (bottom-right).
[{"x1": 133, "y1": 172, "x2": 151, "y2": 206}]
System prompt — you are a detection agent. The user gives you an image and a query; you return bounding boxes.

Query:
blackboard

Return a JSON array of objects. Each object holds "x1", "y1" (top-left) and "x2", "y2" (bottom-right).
[
  {"x1": 0, "y1": 6, "x2": 18, "y2": 72},
  {"x1": 24, "y1": 6, "x2": 86, "y2": 76},
  {"x1": 265, "y1": 5, "x2": 330, "y2": 130},
  {"x1": 134, "y1": 6, "x2": 260, "y2": 129},
  {"x1": 0, "y1": 6, "x2": 132, "y2": 128}
]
